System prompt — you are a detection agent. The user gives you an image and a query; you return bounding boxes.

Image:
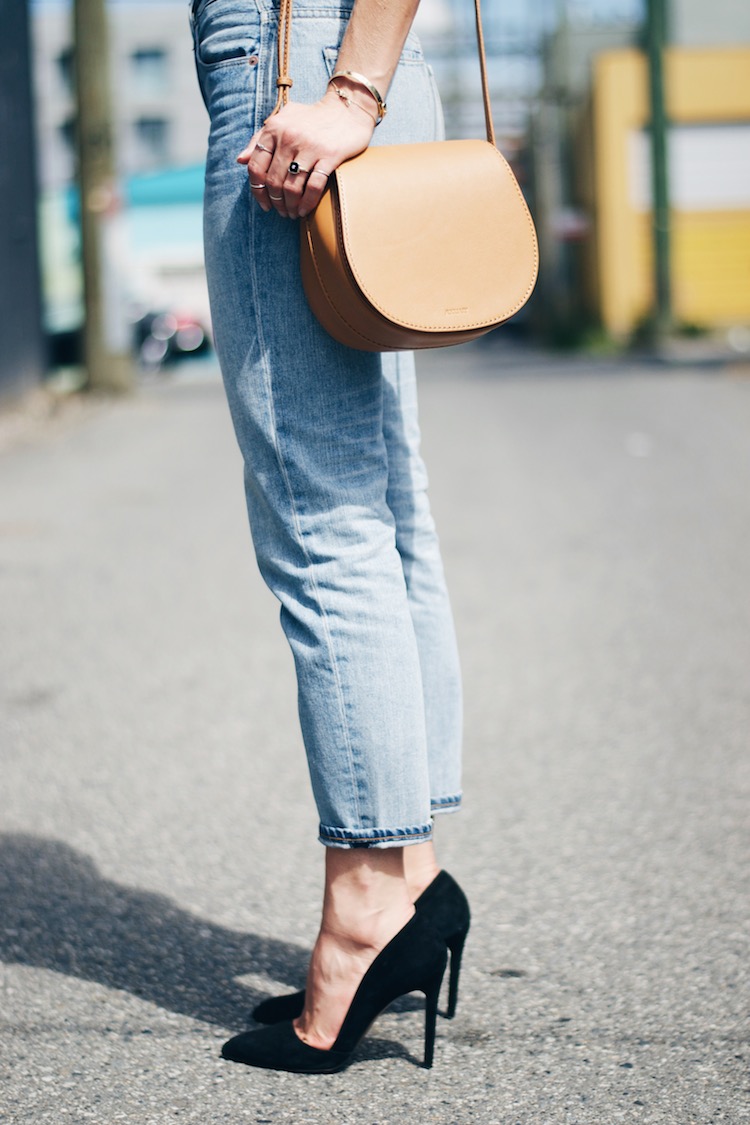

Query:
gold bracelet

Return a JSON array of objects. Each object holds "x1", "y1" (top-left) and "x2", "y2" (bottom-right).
[
  {"x1": 328, "y1": 70, "x2": 387, "y2": 125},
  {"x1": 328, "y1": 81, "x2": 378, "y2": 125}
]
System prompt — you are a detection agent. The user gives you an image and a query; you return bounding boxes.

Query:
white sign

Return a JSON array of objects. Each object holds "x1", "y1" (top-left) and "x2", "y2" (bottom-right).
[{"x1": 628, "y1": 124, "x2": 750, "y2": 212}]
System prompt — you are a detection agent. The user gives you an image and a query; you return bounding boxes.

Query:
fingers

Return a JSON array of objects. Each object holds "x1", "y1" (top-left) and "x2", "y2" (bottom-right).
[
  {"x1": 240, "y1": 138, "x2": 277, "y2": 214},
  {"x1": 259, "y1": 150, "x2": 319, "y2": 220},
  {"x1": 276, "y1": 157, "x2": 311, "y2": 220},
  {"x1": 241, "y1": 140, "x2": 332, "y2": 220},
  {"x1": 277, "y1": 158, "x2": 327, "y2": 220},
  {"x1": 298, "y1": 166, "x2": 331, "y2": 219},
  {"x1": 236, "y1": 129, "x2": 262, "y2": 164}
]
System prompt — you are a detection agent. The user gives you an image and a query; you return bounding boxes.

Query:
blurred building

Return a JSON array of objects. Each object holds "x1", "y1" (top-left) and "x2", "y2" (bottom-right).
[
  {"x1": 538, "y1": 0, "x2": 750, "y2": 341},
  {"x1": 32, "y1": 1, "x2": 211, "y2": 339},
  {"x1": 32, "y1": 0, "x2": 208, "y2": 190},
  {"x1": 533, "y1": 12, "x2": 642, "y2": 341},
  {"x1": 583, "y1": 43, "x2": 750, "y2": 337},
  {"x1": 415, "y1": 0, "x2": 553, "y2": 146}
]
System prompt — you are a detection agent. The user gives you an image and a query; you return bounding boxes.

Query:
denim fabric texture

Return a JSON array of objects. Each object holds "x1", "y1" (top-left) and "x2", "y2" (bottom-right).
[{"x1": 191, "y1": 0, "x2": 462, "y2": 847}]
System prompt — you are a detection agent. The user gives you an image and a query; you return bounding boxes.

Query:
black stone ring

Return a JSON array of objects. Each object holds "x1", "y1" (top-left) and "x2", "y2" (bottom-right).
[{"x1": 288, "y1": 161, "x2": 308, "y2": 175}]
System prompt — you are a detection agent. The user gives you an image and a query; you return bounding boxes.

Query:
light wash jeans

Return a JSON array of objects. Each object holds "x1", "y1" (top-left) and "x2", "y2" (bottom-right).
[{"x1": 190, "y1": 0, "x2": 462, "y2": 847}]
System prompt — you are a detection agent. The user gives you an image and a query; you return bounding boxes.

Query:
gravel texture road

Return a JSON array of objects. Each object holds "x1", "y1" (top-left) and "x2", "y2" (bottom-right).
[{"x1": 1, "y1": 345, "x2": 748, "y2": 1124}]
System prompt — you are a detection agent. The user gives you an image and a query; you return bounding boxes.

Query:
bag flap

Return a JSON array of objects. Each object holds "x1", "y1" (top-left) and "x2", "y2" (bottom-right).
[{"x1": 332, "y1": 139, "x2": 538, "y2": 333}]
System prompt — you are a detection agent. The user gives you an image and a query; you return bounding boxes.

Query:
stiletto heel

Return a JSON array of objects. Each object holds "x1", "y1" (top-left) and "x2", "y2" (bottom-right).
[
  {"x1": 422, "y1": 968, "x2": 443, "y2": 1069},
  {"x1": 252, "y1": 869, "x2": 470, "y2": 1025},
  {"x1": 445, "y1": 924, "x2": 469, "y2": 1019},
  {"x1": 222, "y1": 912, "x2": 447, "y2": 1073}
]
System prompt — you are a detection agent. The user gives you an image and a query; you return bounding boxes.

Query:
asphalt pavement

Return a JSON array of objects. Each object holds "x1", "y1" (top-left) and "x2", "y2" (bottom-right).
[{"x1": 1, "y1": 343, "x2": 748, "y2": 1124}]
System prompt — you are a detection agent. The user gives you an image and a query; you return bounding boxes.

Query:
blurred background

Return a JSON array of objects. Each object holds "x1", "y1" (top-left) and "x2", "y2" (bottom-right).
[{"x1": 1, "y1": 0, "x2": 749, "y2": 398}]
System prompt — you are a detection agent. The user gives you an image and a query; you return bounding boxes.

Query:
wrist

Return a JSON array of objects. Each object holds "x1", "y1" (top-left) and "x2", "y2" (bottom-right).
[
  {"x1": 324, "y1": 80, "x2": 378, "y2": 127},
  {"x1": 329, "y1": 71, "x2": 387, "y2": 125}
]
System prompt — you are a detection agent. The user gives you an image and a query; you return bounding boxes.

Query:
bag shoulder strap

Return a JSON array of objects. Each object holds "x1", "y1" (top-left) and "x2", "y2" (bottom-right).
[
  {"x1": 270, "y1": 0, "x2": 495, "y2": 147},
  {"x1": 271, "y1": 0, "x2": 295, "y2": 115},
  {"x1": 473, "y1": 0, "x2": 495, "y2": 146}
]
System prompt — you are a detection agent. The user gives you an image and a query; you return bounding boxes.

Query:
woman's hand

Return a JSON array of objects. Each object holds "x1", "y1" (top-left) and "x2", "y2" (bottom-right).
[
  {"x1": 238, "y1": 0, "x2": 421, "y2": 220},
  {"x1": 237, "y1": 88, "x2": 375, "y2": 220}
]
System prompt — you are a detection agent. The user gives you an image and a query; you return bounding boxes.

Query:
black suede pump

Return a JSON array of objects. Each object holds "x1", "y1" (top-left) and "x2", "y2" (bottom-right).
[
  {"x1": 252, "y1": 869, "x2": 470, "y2": 1026},
  {"x1": 221, "y1": 911, "x2": 447, "y2": 1073}
]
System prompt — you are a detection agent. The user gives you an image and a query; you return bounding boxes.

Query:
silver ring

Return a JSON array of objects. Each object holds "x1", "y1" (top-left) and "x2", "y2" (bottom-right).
[
  {"x1": 268, "y1": 193, "x2": 284, "y2": 200},
  {"x1": 310, "y1": 169, "x2": 330, "y2": 179},
  {"x1": 256, "y1": 143, "x2": 272, "y2": 153},
  {"x1": 250, "y1": 182, "x2": 266, "y2": 189}
]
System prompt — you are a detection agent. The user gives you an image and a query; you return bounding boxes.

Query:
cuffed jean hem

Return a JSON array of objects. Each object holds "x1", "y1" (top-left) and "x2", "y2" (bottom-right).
[
  {"x1": 318, "y1": 823, "x2": 433, "y2": 849},
  {"x1": 431, "y1": 793, "x2": 462, "y2": 815}
]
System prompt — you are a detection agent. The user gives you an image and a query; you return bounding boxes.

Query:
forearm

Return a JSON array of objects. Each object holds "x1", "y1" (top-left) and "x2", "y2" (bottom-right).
[{"x1": 334, "y1": 0, "x2": 422, "y2": 95}]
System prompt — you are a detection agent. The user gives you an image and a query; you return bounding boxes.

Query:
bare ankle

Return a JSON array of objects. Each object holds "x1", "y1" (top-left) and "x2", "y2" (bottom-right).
[
  {"x1": 403, "y1": 841, "x2": 441, "y2": 900},
  {"x1": 321, "y1": 883, "x2": 414, "y2": 950},
  {"x1": 320, "y1": 848, "x2": 412, "y2": 944}
]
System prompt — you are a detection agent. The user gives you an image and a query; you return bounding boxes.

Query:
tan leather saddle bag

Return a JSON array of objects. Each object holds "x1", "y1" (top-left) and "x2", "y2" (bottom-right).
[{"x1": 301, "y1": 139, "x2": 538, "y2": 351}]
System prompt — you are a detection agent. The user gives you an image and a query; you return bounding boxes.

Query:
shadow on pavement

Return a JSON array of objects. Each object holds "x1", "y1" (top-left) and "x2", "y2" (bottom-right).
[
  {"x1": 0, "y1": 833, "x2": 310, "y2": 1029},
  {"x1": 0, "y1": 833, "x2": 425, "y2": 1061}
]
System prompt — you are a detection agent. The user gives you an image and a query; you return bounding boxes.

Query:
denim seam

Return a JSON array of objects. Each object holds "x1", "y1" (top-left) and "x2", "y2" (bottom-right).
[
  {"x1": 256, "y1": 1, "x2": 354, "y2": 15},
  {"x1": 246, "y1": 39, "x2": 362, "y2": 830},
  {"x1": 431, "y1": 793, "x2": 462, "y2": 814},
  {"x1": 319, "y1": 823, "x2": 433, "y2": 846},
  {"x1": 195, "y1": 54, "x2": 258, "y2": 74},
  {"x1": 321, "y1": 46, "x2": 426, "y2": 66}
]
